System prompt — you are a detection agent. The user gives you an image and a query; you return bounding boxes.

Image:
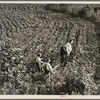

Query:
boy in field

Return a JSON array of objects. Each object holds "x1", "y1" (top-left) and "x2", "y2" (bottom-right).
[
  {"x1": 36, "y1": 53, "x2": 44, "y2": 72},
  {"x1": 44, "y1": 58, "x2": 53, "y2": 75}
]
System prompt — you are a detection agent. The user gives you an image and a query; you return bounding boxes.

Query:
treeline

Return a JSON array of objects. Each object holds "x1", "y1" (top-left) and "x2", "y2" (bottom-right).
[{"x1": 45, "y1": 4, "x2": 100, "y2": 22}]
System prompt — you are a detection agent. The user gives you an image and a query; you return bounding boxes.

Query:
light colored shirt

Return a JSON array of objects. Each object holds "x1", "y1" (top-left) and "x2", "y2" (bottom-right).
[
  {"x1": 63, "y1": 42, "x2": 72, "y2": 55},
  {"x1": 45, "y1": 62, "x2": 53, "y2": 72},
  {"x1": 36, "y1": 57, "x2": 43, "y2": 66}
]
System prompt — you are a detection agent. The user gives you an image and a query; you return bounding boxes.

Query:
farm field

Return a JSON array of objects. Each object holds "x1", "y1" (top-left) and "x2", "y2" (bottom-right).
[{"x1": 0, "y1": 4, "x2": 100, "y2": 95}]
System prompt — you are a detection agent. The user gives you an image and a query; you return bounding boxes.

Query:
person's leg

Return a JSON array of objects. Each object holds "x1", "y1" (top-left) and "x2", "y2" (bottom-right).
[
  {"x1": 41, "y1": 63, "x2": 44, "y2": 72},
  {"x1": 63, "y1": 53, "x2": 68, "y2": 66},
  {"x1": 60, "y1": 47, "x2": 64, "y2": 63},
  {"x1": 36, "y1": 63, "x2": 41, "y2": 72}
]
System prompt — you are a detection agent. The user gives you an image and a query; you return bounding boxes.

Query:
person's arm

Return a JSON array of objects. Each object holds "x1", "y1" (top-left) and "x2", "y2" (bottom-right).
[
  {"x1": 39, "y1": 60, "x2": 44, "y2": 64},
  {"x1": 49, "y1": 64, "x2": 53, "y2": 72}
]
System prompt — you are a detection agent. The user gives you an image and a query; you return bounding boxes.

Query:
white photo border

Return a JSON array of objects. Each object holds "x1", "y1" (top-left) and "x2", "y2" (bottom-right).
[{"x1": 0, "y1": 1, "x2": 100, "y2": 99}]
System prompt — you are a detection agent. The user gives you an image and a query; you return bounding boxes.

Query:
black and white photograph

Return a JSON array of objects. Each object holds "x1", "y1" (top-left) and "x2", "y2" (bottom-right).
[{"x1": 0, "y1": 2, "x2": 100, "y2": 96}]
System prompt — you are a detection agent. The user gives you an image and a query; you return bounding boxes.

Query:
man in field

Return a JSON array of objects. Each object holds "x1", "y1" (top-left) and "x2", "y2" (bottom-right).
[
  {"x1": 36, "y1": 53, "x2": 44, "y2": 72},
  {"x1": 60, "y1": 40, "x2": 74, "y2": 63}
]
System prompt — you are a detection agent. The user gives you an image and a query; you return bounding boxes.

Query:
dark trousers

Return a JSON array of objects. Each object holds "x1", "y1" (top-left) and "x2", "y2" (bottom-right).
[
  {"x1": 60, "y1": 47, "x2": 67, "y2": 63},
  {"x1": 36, "y1": 63, "x2": 41, "y2": 72}
]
